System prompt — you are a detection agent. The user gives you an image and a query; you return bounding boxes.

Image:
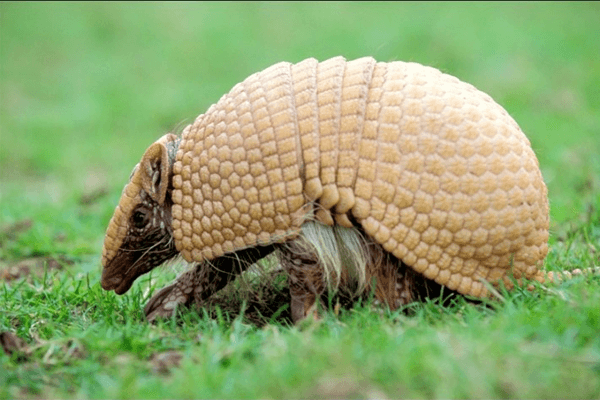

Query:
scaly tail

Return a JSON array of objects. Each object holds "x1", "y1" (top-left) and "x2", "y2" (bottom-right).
[{"x1": 533, "y1": 267, "x2": 600, "y2": 285}]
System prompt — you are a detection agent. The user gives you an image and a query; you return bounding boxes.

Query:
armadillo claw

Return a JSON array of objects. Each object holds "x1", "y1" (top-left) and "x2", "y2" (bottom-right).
[{"x1": 144, "y1": 282, "x2": 194, "y2": 322}]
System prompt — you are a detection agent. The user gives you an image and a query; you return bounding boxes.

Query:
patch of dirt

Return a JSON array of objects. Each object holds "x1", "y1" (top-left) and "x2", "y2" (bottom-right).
[
  {"x1": 0, "y1": 256, "x2": 73, "y2": 281},
  {"x1": 1, "y1": 331, "x2": 87, "y2": 365},
  {"x1": 62, "y1": 339, "x2": 87, "y2": 362},
  {"x1": 0, "y1": 331, "x2": 28, "y2": 361},
  {"x1": 149, "y1": 350, "x2": 183, "y2": 375},
  {"x1": 310, "y1": 373, "x2": 389, "y2": 399},
  {"x1": 0, "y1": 219, "x2": 33, "y2": 244}
]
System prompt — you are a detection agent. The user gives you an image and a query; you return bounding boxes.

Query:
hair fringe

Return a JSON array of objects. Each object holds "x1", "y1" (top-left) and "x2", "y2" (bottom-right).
[{"x1": 284, "y1": 220, "x2": 370, "y2": 296}]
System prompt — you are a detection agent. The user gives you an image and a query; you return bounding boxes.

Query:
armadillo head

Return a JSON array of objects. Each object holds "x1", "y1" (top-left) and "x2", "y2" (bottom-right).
[{"x1": 101, "y1": 133, "x2": 181, "y2": 295}]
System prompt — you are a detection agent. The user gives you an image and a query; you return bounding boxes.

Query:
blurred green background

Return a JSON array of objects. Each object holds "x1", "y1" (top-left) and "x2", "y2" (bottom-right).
[{"x1": 1, "y1": 2, "x2": 599, "y2": 259}]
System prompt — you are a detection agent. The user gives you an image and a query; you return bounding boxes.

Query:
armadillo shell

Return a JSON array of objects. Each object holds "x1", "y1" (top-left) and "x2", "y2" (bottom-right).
[{"x1": 171, "y1": 56, "x2": 549, "y2": 298}]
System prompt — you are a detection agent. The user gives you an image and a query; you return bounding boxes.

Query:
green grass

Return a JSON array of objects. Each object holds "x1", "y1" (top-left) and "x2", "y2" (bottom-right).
[{"x1": 1, "y1": 2, "x2": 600, "y2": 399}]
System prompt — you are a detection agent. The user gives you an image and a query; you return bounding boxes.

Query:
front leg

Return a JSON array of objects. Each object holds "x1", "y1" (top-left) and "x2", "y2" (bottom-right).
[
  {"x1": 278, "y1": 240, "x2": 326, "y2": 323},
  {"x1": 144, "y1": 262, "x2": 224, "y2": 322},
  {"x1": 144, "y1": 245, "x2": 276, "y2": 321}
]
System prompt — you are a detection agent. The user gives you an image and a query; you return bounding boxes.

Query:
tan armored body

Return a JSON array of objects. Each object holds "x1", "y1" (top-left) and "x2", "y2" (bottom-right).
[{"x1": 101, "y1": 56, "x2": 563, "y2": 321}]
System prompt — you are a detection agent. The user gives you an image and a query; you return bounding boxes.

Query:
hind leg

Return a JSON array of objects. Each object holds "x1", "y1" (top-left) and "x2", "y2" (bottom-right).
[
  {"x1": 369, "y1": 247, "x2": 455, "y2": 310},
  {"x1": 370, "y1": 249, "x2": 455, "y2": 309},
  {"x1": 359, "y1": 243, "x2": 419, "y2": 310}
]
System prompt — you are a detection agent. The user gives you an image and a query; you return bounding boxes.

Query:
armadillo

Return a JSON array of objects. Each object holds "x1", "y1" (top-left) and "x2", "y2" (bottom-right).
[{"x1": 100, "y1": 56, "x2": 585, "y2": 322}]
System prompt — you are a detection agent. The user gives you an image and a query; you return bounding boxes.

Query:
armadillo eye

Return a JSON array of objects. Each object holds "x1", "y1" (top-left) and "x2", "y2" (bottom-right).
[{"x1": 132, "y1": 210, "x2": 148, "y2": 229}]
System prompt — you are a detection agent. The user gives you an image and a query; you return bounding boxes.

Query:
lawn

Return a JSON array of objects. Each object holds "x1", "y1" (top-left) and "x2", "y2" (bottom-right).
[{"x1": 1, "y1": 3, "x2": 599, "y2": 399}]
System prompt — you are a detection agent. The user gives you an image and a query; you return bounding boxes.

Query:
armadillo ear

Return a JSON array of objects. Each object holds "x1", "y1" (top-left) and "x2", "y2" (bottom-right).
[{"x1": 139, "y1": 140, "x2": 170, "y2": 205}]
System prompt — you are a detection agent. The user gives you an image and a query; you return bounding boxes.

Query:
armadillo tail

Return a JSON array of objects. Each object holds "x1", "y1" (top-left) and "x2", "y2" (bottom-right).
[{"x1": 533, "y1": 267, "x2": 600, "y2": 285}]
